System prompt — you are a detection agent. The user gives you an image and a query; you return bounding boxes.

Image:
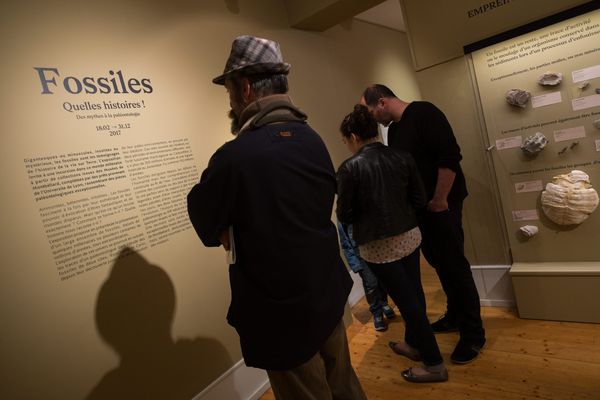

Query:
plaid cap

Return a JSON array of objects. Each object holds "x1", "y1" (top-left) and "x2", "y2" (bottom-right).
[{"x1": 212, "y1": 35, "x2": 291, "y2": 85}]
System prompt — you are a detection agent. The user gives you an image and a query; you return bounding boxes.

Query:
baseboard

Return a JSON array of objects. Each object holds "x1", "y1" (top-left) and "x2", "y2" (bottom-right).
[
  {"x1": 480, "y1": 299, "x2": 515, "y2": 307},
  {"x1": 471, "y1": 264, "x2": 512, "y2": 270},
  {"x1": 193, "y1": 359, "x2": 270, "y2": 400},
  {"x1": 471, "y1": 264, "x2": 515, "y2": 307}
]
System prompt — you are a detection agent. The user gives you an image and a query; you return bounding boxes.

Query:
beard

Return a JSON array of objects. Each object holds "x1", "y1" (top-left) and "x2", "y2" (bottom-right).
[{"x1": 228, "y1": 109, "x2": 240, "y2": 136}]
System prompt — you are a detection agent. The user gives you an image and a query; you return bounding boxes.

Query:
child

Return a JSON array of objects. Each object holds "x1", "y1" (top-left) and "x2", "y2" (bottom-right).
[{"x1": 338, "y1": 221, "x2": 396, "y2": 331}]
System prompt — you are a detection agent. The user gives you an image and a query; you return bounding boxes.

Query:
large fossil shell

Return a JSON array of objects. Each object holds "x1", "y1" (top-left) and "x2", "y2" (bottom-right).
[
  {"x1": 521, "y1": 132, "x2": 548, "y2": 156},
  {"x1": 541, "y1": 170, "x2": 599, "y2": 225},
  {"x1": 537, "y1": 71, "x2": 562, "y2": 86},
  {"x1": 506, "y1": 89, "x2": 531, "y2": 108}
]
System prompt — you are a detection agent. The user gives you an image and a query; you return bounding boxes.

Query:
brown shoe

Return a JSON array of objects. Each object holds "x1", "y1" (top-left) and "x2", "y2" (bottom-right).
[{"x1": 401, "y1": 367, "x2": 448, "y2": 383}]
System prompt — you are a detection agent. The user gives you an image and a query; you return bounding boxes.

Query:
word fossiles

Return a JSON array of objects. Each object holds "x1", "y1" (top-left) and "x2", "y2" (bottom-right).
[{"x1": 34, "y1": 67, "x2": 153, "y2": 95}]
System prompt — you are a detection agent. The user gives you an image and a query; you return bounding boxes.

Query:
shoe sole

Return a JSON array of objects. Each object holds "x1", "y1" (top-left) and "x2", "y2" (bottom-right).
[{"x1": 451, "y1": 353, "x2": 480, "y2": 364}]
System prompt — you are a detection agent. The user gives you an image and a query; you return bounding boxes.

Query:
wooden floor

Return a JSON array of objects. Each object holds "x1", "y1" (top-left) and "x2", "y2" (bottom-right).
[{"x1": 261, "y1": 261, "x2": 600, "y2": 400}]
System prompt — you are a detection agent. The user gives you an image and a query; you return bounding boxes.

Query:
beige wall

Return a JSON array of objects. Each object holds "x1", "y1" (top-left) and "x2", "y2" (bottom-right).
[
  {"x1": 415, "y1": 57, "x2": 511, "y2": 265},
  {"x1": 283, "y1": 0, "x2": 384, "y2": 30},
  {"x1": 401, "y1": 0, "x2": 590, "y2": 70},
  {"x1": 0, "y1": 1, "x2": 419, "y2": 399}
]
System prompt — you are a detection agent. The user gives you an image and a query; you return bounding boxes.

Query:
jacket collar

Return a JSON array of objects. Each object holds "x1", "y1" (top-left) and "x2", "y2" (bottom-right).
[
  {"x1": 356, "y1": 141, "x2": 383, "y2": 155},
  {"x1": 238, "y1": 94, "x2": 307, "y2": 135}
]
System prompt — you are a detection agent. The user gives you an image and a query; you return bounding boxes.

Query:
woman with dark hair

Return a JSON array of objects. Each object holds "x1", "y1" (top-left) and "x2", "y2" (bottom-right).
[{"x1": 336, "y1": 104, "x2": 448, "y2": 383}]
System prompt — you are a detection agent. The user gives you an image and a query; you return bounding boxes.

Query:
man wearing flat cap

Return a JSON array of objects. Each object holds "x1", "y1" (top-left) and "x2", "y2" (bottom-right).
[{"x1": 188, "y1": 36, "x2": 367, "y2": 399}]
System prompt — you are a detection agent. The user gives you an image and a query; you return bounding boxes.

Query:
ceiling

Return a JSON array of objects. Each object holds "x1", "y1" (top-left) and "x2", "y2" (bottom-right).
[{"x1": 355, "y1": 0, "x2": 406, "y2": 32}]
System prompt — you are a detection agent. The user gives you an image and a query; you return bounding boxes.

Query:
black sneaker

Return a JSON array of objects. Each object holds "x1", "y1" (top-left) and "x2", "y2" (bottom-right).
[
  {"x1": 431, "y1": 313, "x2": 458, "y2": 333},
  {"x1": 450, "y1": 338, "x2": 486, "y2": 364},
  {"x1": 373, "y1": 315, "x2": 387, "y2": 331},
  {"x1": 382, "y1": 305, "x2": 396, "y2": 319}
]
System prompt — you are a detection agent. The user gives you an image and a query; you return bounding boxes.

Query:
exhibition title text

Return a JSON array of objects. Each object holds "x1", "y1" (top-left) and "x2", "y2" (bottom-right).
[
  {"x1": 467, "y1": 0, "x2": 512, "y2": 19},
  {"x1": 34, "y1": 67, "x2": 153, "y2": 95}
]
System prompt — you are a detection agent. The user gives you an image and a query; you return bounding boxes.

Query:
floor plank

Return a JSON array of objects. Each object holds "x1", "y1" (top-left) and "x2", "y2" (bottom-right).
[{"x1": 260, "y1": 259, "x2": 600, "y2": 399}]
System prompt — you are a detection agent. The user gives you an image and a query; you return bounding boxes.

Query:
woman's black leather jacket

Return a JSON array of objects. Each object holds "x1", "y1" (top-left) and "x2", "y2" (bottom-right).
[{"x1": 336, "y1": 142, "x2": 426, "y2": 245}]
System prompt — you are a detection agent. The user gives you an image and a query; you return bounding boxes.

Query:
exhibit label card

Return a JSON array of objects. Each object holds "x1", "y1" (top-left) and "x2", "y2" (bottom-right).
[
  {"x1": 496, "y1": 136, "x2": 522, "y2": 150},
  {"x1": 515, "y1": 180, "x2": 543, "y2": 193},
  {"x1": 596, "y1": 139, "x2": 600, "y2": 152},
  {"x1": 571, "y1": 64, "x2": 600, "y2": 83},
  {"x1": 572, "y1": 94, "x2": 600, "y2": 111},
  {"x1": 531, "y1": 91, "x2": 562, "y2": 108},
  {"x1": 512, "y1": 209, "x2": 539, "y2": 221},
  {"x1": 553, "y1": 126, "x2": 586, "y2": 142}
]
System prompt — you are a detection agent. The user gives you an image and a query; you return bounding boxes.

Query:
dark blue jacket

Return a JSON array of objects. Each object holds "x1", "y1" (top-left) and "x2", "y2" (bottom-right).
[{"x1": 188, "y1": 120, "x2": 352, "y2": 370}]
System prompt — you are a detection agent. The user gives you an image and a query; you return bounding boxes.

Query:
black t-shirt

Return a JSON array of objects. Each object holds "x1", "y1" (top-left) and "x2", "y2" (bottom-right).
[{"x1": 387, "y1": 101, "x2": 467, "y2": 206}]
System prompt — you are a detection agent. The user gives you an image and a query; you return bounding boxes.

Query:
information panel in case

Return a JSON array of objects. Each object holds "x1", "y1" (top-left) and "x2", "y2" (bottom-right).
[{"x1": 470, "y1": 7, "x2": 600, "y2": 262}]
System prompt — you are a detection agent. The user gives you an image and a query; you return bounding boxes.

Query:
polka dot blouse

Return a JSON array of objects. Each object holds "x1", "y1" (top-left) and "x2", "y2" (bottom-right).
[{"x1": 358, "y1": 227, "x2": 422, "y2": 264}]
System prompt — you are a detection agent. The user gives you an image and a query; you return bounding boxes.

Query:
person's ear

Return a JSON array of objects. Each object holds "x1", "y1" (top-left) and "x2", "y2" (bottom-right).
[
  {"x1": 241, "y1": 77, "x2": 253, "y2": 103},
  {"x1": 377, "y1": 97, "x2": 386, "y2": 108},
  {"x1": 350, "y1": 133, "x2": 359, "y2": 143}
]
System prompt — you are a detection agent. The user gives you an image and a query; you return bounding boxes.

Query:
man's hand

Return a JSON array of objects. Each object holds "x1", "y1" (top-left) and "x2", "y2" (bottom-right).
[
  {"x1": 427, "y1": 198, "x2": 449, "y2": 212},
  {"x1": 219, "y1": 229, "x2": 230, "y2": 250},
  {"x1": 429, "y1": 167, "x2": 454, "y2": 212}
]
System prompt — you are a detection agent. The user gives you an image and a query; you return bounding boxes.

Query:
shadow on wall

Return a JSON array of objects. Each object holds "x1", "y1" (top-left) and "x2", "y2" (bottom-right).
[{"x1": 87, "y1": 247, "x2": 234, "y2": 400}]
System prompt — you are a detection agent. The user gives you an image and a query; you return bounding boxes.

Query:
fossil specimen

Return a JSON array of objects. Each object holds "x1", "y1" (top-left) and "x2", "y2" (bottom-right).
[
  {"x1": 521, "y1": 132, "x2": 548, "y2": 156},
  {"x1": 506, "y1": 89, "x2": 531, "y2": 108},
  {"x1": 519, "y1": 225, "x2": 539, "y2": 238},
  {"x1": 541, "y1": 170, "x2": 599, "y2": 225},
  {"x1": 538, "y1": 71, "x2": 562, "y2": 86}
]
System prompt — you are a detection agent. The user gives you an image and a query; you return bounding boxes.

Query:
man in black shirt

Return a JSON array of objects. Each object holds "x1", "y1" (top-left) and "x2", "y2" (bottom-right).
[{"x1": 360, "y1": 84, "x2": 486, "y2": 364}]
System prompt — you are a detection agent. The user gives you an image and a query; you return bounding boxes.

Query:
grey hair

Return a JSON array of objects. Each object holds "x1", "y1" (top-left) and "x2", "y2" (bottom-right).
[{"x1": 231, "y1": 73, "x2": 289, "y2": 98}]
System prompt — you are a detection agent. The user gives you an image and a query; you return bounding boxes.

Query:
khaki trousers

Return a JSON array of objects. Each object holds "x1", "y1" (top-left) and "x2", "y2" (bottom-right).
[{"x1": 266, "y1": 319, "x2": 367, "y2": 400}]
